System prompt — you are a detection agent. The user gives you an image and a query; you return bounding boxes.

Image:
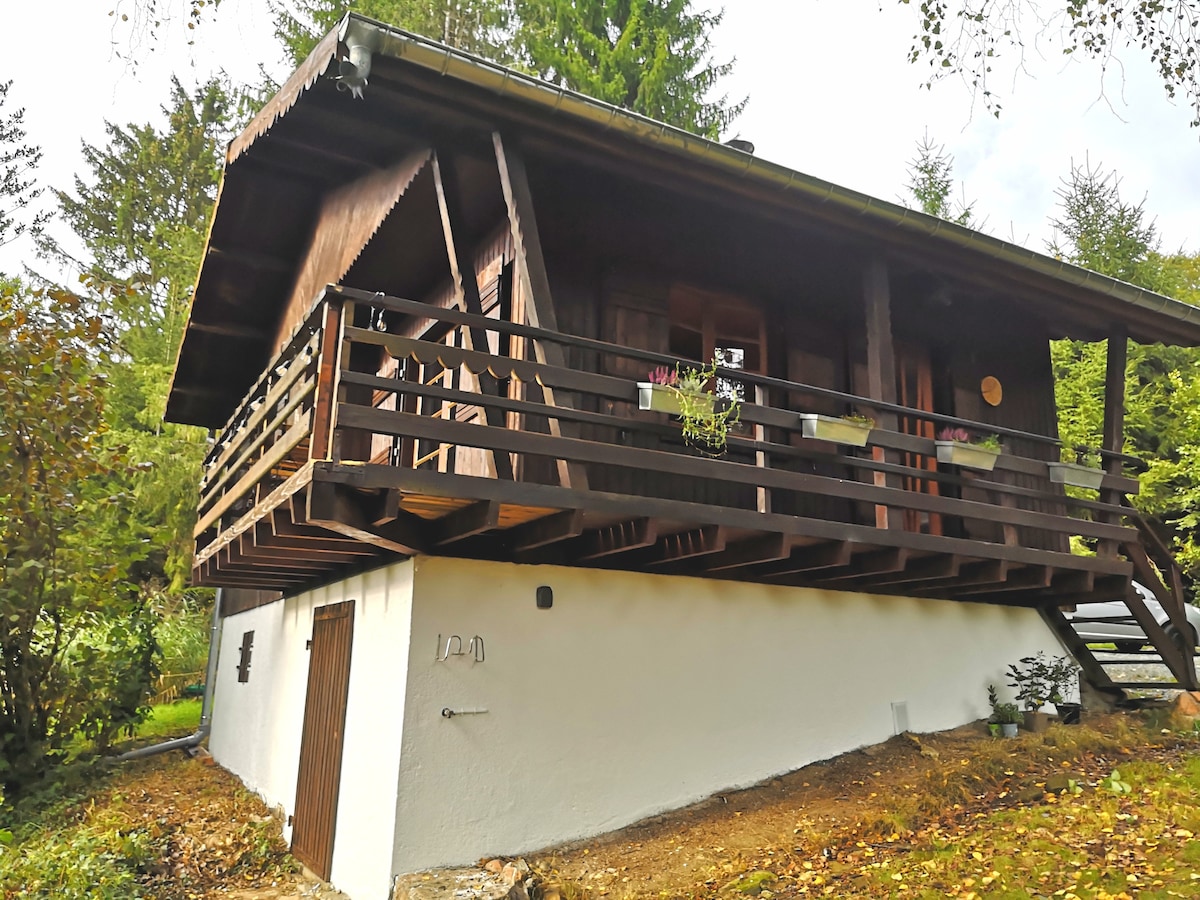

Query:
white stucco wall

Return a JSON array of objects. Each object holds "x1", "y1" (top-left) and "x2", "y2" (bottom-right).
[
  {"x1": 208, "y1": 561, "x2": 415, "y2": 900},
  {"x1": 391, "y1": 557, "x2": 1065, "y2": 874}
]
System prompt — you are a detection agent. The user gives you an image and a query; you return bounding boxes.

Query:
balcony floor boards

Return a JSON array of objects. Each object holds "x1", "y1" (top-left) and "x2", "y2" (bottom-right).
[{"x1": 192, "y1": 461, "x2": 1134, "y2": 608}]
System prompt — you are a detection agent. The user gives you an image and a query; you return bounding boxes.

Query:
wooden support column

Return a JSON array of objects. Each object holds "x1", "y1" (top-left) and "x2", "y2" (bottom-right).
[
  {"x1": 309, "y1": 299, "x2": 344, "y2": 463},
  {"x1": 432, "y1": 151, "x2": 515, "y2": 480},
  {"x1": 493, "y1": 132, "x2": 589, "y2": 491},
  {"x1": 1099, "y1": 324, "x2": 1128, "y2": 558},
  {"x1": 864, "y1": 257, "x2": 903, "y2": 530}
]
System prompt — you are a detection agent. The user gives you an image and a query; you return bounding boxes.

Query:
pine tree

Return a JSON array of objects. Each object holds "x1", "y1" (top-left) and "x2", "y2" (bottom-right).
[
  {"x1": 515, "y1": 0, "x2": 744, "y2": 138},
  {"x1": 49, "y1": 78, "x2": 231, "y2": 594},
  {"x1": 273, "y1": 0, "x2": 512, "y2": 66},
  {"x1": 904, "y1": 133, "x2": 974, "y2": 226}
]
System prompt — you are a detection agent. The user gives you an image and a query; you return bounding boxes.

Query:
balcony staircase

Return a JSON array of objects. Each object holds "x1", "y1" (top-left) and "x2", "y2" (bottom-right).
[{"x1": 1043, "y1": 502, "x2": 1199, "y2": 699}]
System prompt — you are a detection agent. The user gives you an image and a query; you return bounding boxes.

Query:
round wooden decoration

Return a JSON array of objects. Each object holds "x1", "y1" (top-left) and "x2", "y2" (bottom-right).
[{"x1": 981, "y1": 376, "x2": 1003, "y2": 406}]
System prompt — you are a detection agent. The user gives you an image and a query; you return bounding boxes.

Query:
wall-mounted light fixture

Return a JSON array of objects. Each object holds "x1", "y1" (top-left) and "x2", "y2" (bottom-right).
[{"x1": 536, "y1": 585, "x2": 553, "y2": 609}]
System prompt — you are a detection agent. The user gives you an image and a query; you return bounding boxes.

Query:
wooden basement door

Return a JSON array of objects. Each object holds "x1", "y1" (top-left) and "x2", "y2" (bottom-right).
[{"x1": 291, "y1": 599, "x2": 355, "y2": 881}]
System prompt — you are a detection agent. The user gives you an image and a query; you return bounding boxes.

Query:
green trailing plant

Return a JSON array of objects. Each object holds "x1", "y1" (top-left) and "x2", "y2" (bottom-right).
[
  {"x1": 650, "y1": 360, "x2": 741, "y2": 455},
  {"x1": 842, "y1": 414, "x2": 876, "y2": 427},
  {"x1": 1006, "y1": 652, "x2": 1080, "y2": 712}
]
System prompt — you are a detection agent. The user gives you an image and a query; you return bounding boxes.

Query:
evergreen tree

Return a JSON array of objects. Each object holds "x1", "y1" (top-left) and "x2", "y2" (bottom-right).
[
  {"x1": 273, "y1": 0, "x2": 513, "y2": 66},
  {"x1": 270, "y1": 0, "x2": 743, "y2": 138},
  {"x1": 1046, "y1": 163, "x2": 1200, "y2": 575},
  {"x1": 515, "y1": 0, "x2": 744, "y2": 137},
  {"x1": 904, "y1": 132, "x2": 974, "y2": 226},
  {"x1": 49, "y1": 78, "x2": 231, "y2": 593}
]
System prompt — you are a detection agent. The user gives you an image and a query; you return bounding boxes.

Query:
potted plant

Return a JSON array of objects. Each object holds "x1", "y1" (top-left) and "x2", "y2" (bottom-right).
[
  {"x1": 1007, "y1": 652, "x2": 1080, "y2": 732},
  {"x1": 637, "y1": 361, "x2": 741, "y2": 455},
  {"x1": 638, "y1": 365, "x2": 713, "y2": 416},
  {"x1": 799, "y1": 412, "x2": 874, "y2": 447},
  {"x1": 935, "y1": 427, "x2": 1002, "y2": 472},
  {"x1": 1048, "y1": 446, "x2": 1105, "y2": 490},
  {"x1": 987, "y1": 684, "x2": 1021, "y2": 738}
]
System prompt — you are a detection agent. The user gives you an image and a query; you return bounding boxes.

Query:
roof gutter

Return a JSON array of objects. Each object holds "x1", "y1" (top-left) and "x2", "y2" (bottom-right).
[{"x1": 338, "y1": 14, "x2": 1200, "y2": 334}]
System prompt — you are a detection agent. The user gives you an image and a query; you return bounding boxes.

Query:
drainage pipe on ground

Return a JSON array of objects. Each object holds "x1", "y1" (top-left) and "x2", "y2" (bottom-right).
[{"x1": 117, "y1": 588, "x2": 224, "y2": 762}]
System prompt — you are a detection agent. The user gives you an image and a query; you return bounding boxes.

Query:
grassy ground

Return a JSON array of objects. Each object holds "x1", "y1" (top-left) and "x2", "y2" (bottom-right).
[
  {"x1": 0, "y1": 700, "x2": 297, "y2": 900},
  {"x1": 134, "y1": 699, "x2": 203, "y2": 742},
  {"x1": 530, "y1": 713, "x2": 1200, "y2": 900},
  {"x1": 2, "y1": 709, "x2": 1199, "y2": 899}
]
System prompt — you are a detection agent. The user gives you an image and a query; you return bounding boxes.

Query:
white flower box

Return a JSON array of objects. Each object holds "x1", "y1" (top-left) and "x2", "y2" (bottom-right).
[
  {"x1": 1048, "y1": 461, "x2": 1104, "y2": 490},
  {"x1": 935, "y1": 440, "x2": 1000, "y2": 472},
  {"x1": 637, "y1": 382, "x2": 713, "y2": 417},
  {"x1": 799, "y1": 413, "x2": 873, "y2": 447}
]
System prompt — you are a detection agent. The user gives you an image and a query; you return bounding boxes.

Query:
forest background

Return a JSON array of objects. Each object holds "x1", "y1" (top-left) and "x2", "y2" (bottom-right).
[{"x1": 1, "y1": 0, "x2": 1199, "y2": 792}]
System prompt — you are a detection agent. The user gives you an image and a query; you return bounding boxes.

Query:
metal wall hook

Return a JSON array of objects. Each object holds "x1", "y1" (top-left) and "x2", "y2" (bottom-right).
[
  {"x1": 468, "y1": 635, "x2": 485, "y2": 663},
  {"x1": 435, "y1": 634, "x2": 464, "y2": 662}
]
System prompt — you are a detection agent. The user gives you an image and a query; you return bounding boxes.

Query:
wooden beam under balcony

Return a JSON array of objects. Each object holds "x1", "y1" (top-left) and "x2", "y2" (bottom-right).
[
  {"x1": 258, "y1": 519, "x2": 377, "y2": 555},
  {"x1": 319, "y1": 462, "x2": 1136, "y2": 579},
  {"x1": 749, "y1": 541, "x2": 854, "y2": 579},
  {"x1": 646, "y1": 526, "x2": 728, "y2": 566},
  {"x1": 955, "y1": 565, "x2": 1052, "y2": 596},
  {"x1": 508, "y1": 510, "x2": 585, "y2": 553},
  {"x1": 306, "y1": 482, "x2": 428, "y2": 555},
  {"x1": 432, "y1": 500, "x2": 501, "y2": 546},
  {"x1": 577, "y1": 518, "x2": 658, "y2": 561},
  {"x1": 806, "y1": 548, "x2": 909, "y2": 586},
  {"x1": 854, "y1": 554, "x2": 962, "y2": 588}
]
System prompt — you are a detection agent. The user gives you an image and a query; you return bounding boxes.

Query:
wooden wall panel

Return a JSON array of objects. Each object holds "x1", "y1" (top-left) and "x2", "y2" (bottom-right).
[{"x1": 273, "y1": 152, "x2": 430, "y2": 352}]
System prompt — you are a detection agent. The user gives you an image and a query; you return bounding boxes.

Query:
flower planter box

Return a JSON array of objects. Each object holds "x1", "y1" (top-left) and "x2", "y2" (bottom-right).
[
  {"x1": 1048, "y1": 461, "x2": 1104, "y2": 490},
  {"x1": 799, "y1": 413, "x2": 872, "y2": 447},
  {"x1": 935, "y1": 440, "x2": 1000, "y2": 472},
  {"x1": 637, "y1": 382, "x2": 713, "y2": 417}
]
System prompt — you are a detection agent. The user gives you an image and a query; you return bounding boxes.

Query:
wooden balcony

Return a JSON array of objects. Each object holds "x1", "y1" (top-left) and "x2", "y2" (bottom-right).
[{"x1": 193, "y1": 285, "x2": 1145, "y2": 606}]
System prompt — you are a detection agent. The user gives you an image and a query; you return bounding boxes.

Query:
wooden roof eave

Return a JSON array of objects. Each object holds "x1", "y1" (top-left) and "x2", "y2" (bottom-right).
[{"x1": 166, "y1": 14, "x2": 1200, "y2": 428}]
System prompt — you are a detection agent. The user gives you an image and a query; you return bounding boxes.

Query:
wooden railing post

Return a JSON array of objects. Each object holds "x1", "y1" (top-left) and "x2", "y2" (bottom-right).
[
  {"x1": 309, "y1": 295, "x2": 344, "y2": 463},
  {"x1": 1098, "y1": 325, "x2": 1127, "y2": 558},
  {"x1": 754, "y1": 384, "x2": 771, "y2": 514}
]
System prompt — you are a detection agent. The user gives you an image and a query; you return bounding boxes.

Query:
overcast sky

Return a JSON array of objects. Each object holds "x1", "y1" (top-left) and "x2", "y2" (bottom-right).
[{"x1": 2, "y1": 0, "x2": 1197, "y2": 277}]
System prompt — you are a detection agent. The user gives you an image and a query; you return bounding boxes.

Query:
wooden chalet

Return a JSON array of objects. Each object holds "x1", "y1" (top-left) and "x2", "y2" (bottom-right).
[
  {"x1": 168, "y1": 18, "x2": 1200, "y2": 890},
  {"x1": 167, "y1": 16, "x2": 1200, "y2": 697}
]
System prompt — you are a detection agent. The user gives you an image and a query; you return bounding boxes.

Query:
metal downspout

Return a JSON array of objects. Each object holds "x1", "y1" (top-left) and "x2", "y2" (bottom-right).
[{"x1": 117, "y1": 588, "x2": 224, "y2": 762}]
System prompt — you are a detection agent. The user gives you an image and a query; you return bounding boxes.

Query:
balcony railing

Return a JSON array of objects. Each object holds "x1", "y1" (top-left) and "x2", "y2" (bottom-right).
[{"x1": 193, "y1": 285, "x2": 1144, "y2": 600}]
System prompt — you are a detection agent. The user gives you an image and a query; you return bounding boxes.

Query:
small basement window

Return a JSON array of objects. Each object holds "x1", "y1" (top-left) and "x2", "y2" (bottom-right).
[{"x1": 236, "y1": 631, "x2": 254, "y2": 683}]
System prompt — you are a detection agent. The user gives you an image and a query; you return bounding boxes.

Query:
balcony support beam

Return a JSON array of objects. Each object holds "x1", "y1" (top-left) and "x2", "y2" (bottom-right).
[
  {"x1": 494, "y1": 131, "x2": 589, "y2": 492},
  {"x1": 577, "y1": 518, "x2": 658, "y2": 561},
  {"x1": 863, "y1": 257, "x2": 903, "y2": 530},
  {"x1": 1099, "y1": 324, "x2": 1129, "y2": 557},
  {"x1": 433, "y1": 500, "x2": 501, "y2": 546},
  {"x1": 509, "y1": 510, "x2": 584, "y2": 553},
  {"x1": 432, "y1": 150, "x2": 516, "y2": 480},
  {"x1": 307, "y1": 481, "x2": 428, "y2": 555}
]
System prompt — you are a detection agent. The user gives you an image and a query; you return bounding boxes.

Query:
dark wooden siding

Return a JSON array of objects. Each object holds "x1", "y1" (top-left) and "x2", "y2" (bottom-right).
[
  {"x1": 291, "y1": 600, "x2": 355, "y2": 881},
  {"x1": 220, "y1": 588, "x2": 282, "y2": 618}
]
